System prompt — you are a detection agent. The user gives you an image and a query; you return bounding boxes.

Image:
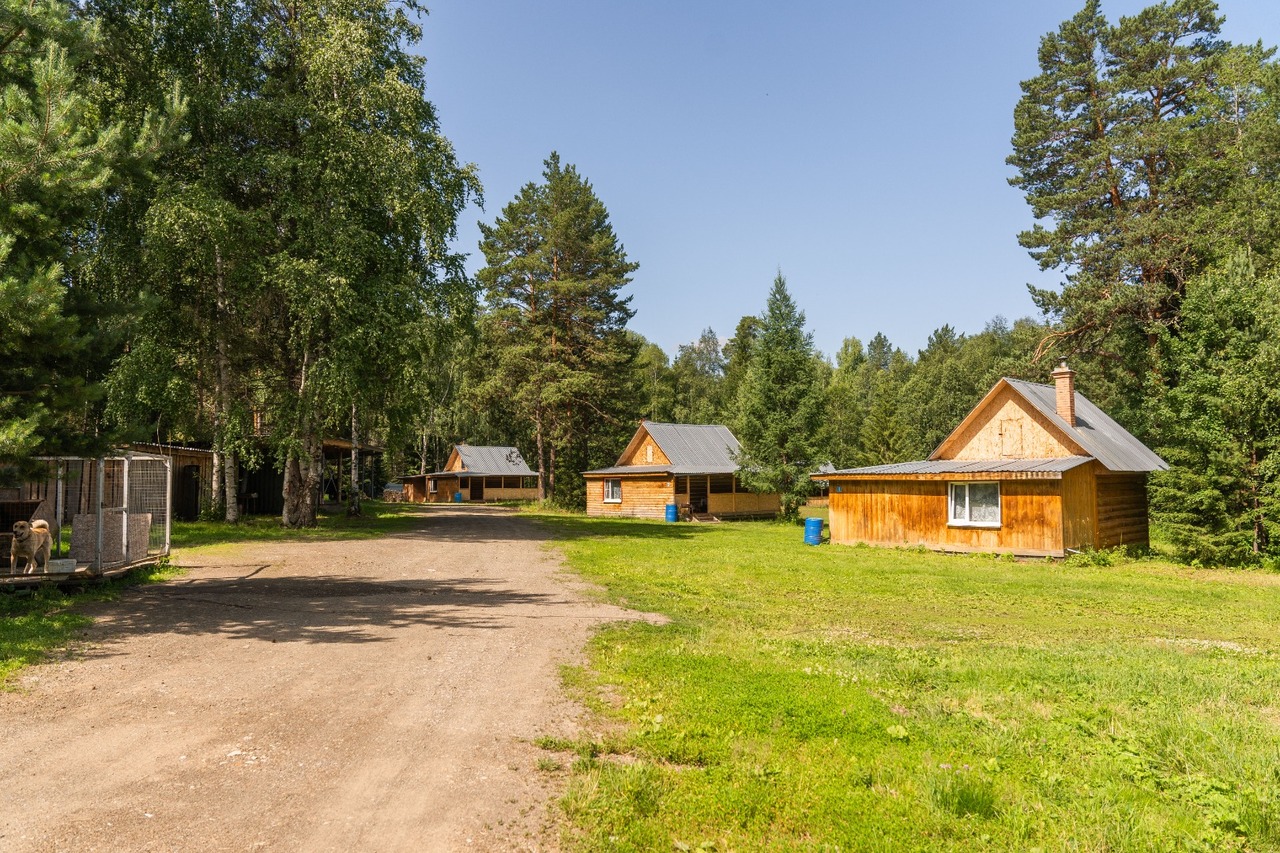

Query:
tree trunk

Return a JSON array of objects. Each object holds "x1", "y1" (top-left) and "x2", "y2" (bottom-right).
[
  {"x1": 282, "y1": 452, "x2": 306, "y2": 528},
  {"x1": 534, "y1": 407, "x2": 546, "y2": 501},
  {"x1": 548, "y1": 443, "x2": 556, "y2": 504},
  {"x1": 211, "y1": 446, "x2": 223, "y2": 518},
  {"x1": 213, "y1": 243, "x2": 237, "y2": 523},
  {"x1": 224, "y1": 450, "x2": 240, "y2": 523},
  {"x1": 282, "y1": 434, "x2": 321, "y2": 528},
  {"x1": 347, "y1": 404, "x2": 361, "y2": 517}
]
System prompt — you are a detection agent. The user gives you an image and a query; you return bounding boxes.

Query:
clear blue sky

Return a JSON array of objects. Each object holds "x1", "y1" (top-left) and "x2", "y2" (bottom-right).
[{"x1": 417, "y1": 1, "x2": 1280, "y2": 361}]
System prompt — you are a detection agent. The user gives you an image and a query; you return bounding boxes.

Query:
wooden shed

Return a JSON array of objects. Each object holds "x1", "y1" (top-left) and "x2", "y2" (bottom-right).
[
  {"x1": 399, "y1": 444, "x2": 538, "y2": 504},
  {"x1": 816, "y1": 364, "x2": 1167, "y2": 557},
  {"x1": 584, "y1": 422, "x2": 781, "y2": 520}
]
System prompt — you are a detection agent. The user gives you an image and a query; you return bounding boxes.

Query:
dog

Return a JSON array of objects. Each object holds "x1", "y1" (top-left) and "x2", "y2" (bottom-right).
[{"x1": 11, "y1": 519, "x2": 52, "y2": 574}]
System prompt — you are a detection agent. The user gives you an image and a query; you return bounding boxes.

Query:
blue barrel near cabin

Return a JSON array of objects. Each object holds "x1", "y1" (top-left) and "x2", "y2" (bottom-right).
[
  {"x1": 453, "y1": 491, "x2": 463, "y2": 503},
  {"x1": 664, "y1": 503, "x2": 678, "y2": 523},
  {"x1": 803, "y1": 516, "x2": 824, "y2": 545}
]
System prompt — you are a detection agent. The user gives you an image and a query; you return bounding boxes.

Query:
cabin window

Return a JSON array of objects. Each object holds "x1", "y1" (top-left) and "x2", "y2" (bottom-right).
[
  {"x1": 948, "y1": 482, "x2": 1001, "y2": 527},
  {"x1": 428, "y1": 478, "x2": 437, "y2": 494},
  {"x1": 603, "y1": 478, "x2": 622, "y2": 503}
]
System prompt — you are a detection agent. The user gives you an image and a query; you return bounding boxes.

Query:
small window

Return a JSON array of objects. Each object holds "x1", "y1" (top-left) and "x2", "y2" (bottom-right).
[
  {"x1": 646, "y1": 445, "x2": 654, "y2": 463},
  {"x1": 948, "y1": 482, "x2": 1001, "y2": 527},
  {"x1": 428, "y1": 478, "x2": 437, "y2": 494},
  {"x1": 603, "y1": 478, "x2": 622, "y2": 503}
]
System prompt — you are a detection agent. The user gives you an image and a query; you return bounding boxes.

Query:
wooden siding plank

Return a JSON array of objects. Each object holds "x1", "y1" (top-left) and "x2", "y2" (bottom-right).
[
  {"x1": 828, "y1": 478, "x2": 1064, "y2": 556},
  {"x1": 585, "y1": 476, "x2": 674, "y2": 519}
]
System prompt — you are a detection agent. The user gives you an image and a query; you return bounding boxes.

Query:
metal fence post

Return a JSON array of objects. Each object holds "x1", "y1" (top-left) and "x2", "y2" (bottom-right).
[
  {"x1": 95, "y1": 458, "x2": 105, "y2": 574},
  {"x1": 55, "y1": 461, "x2": 65, "y2": 559},
  {"x1": 164, "y1": 456, "x2": 172, "y2": 556},
  {"x1": 122, "y1": 454, "x2": 131, "y2": 567}
]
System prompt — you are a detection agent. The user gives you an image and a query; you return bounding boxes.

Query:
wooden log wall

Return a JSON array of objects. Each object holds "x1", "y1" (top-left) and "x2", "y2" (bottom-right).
[
  {"x1": 585, "y1": 476, "x2": 674, "y2": 519},
  {"x1": 827, "y1": 476, "x2": 1066, "y2": 557},
  {"x1": 707, "y1": 491, "x2": 781, "y2": 517},
  {"x1": 1096, "y1": 473, "x2": 1150, "y2": 548},
  {"x1": 1059, "y1": 463, "x2": 1098, "y2": 551}
]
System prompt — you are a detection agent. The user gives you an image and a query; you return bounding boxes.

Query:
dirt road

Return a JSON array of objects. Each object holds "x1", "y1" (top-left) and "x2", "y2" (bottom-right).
[{"x1": 0, "y1": 506, "x2": 655, "y2": 852}]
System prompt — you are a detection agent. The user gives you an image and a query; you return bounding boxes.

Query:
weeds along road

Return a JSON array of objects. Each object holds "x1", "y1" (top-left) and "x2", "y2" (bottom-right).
[{"x1": 0, "y1": 506, "x2": 659, "y2": 852}]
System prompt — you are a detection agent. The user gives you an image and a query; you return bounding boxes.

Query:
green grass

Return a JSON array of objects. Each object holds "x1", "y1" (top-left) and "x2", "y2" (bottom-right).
[
  {"x1": 0, "y1": 560, "x2": 183, "y2": 685},
  {"x1": 170, "y1": 500, "x2": 430, "y2": 550},
  {"x1": 529, "y1": 513, "x2": 1280, "y2": 852}
]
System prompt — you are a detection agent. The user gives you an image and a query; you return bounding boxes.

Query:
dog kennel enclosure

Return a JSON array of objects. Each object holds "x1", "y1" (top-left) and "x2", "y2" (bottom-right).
[{"x1": 1, "y1": 453, "x2": 172, "y2": 580}]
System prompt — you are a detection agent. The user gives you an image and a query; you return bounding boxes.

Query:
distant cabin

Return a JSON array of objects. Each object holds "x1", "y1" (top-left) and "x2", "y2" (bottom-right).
[
  {"x1": 399, "y1": 445, "x2": 538, "y2": 504},
  {"x1": 584, "y1": 421, "x2": 781, "y2": 520},
  {"x1": 816, "y1": 364, "x2": 1167, "y2": 557}
]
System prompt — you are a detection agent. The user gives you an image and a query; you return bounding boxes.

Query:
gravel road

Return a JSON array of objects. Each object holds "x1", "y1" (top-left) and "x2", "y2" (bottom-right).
[{"x1": 0, "y1": 506, "x2": 656, "y2": 852}]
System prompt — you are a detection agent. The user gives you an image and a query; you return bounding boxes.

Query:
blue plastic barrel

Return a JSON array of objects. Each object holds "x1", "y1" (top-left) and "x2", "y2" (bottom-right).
[
  {"x1": 803, "y1": 516, "x2": 823, "y2": 545},
  {"x1": 664, "y1": 503, "x2": 678, "y2": 522},
  {"x1": 453, "y1": 491, "x2": 463, "y2": 503}
]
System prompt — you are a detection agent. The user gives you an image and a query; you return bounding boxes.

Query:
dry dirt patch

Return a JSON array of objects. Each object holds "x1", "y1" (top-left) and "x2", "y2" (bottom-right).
[{"x1": 0, "y1": 506, "x2": 659, "y2": 852}]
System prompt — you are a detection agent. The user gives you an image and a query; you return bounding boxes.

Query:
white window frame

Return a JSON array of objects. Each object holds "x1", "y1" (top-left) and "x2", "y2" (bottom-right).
[
  {"x1": 603, "y1": 478, "x2": 622, "y2": 504},
  {"x1": 947, "y1": 481, "x2": 1001, "y2": 528},
  {"x1": 428, "y1": 478, "x2": 437, "y2": 494}
]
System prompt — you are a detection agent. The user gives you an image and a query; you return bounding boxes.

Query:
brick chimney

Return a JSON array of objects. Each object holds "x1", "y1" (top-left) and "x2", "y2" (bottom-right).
[{"x1": 1050, "y1": 361, "x2": 1076, "y2": 426}]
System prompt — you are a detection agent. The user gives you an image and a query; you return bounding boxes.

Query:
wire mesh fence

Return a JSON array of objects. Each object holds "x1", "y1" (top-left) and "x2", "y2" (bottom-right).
[{"x1": 2, "y1": 453, "x2": 171, "y2": 578}]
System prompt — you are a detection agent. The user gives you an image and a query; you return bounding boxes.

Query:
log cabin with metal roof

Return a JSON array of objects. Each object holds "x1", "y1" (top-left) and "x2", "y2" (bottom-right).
[
  {"x1": 815, "y1": 363, "x2": 1168, "y2": 557},
  {"x1": 399, "y1": 444, "x2": 538, "y2": 504},
  {"x1": 584, "y1": 422, "x2": 781, "y2": 520}
]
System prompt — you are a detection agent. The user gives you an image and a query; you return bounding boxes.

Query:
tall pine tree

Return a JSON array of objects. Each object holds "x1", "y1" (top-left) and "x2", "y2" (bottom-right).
[
  {"x1": 1008, "y1": 0, "x2": 1279, "y2": 423},
  {"x1": 476, "y1": 153, "x2": 638, "y2": 504}
]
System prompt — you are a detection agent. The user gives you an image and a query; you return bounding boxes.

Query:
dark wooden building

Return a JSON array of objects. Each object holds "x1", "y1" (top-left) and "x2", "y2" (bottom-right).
[{"x1": 817, "y1": 364, "x2": 1167, "y2": 557}]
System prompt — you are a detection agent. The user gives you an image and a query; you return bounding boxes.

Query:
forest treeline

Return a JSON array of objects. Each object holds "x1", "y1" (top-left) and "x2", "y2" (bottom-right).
[{"x1": 3, "y1": 0, "x2": 1280, "y2": 564}]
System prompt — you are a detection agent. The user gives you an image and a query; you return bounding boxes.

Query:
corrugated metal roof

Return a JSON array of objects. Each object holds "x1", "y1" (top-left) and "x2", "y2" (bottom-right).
[
  {"x1": 453, "y1": 445, "x2": 535, "y2": 476},
  {"x1": 583, "y1": 465, "x2": 675, "y2": 476},
  {"x1": 1002, "y1": 379, "x2": 1168, "y2": 472},
  {"x1": 643, "y1": 422, "x2": 741, "y2": 474},
  {"x1": 826, "y1": 456, "x2": 1094, "y2": 477}
]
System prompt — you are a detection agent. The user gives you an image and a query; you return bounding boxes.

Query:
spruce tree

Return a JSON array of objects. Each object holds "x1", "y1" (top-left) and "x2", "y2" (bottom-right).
[
  {"x1": 1150, "y1": 253, "x2": 1280, "y2": 564},
  {"x1": 735, "y1": 273, "x2": 823, "y2": 517}
]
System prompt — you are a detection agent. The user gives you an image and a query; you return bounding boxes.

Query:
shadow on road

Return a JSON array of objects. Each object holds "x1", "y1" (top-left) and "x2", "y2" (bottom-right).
[{"x1": 79, "y1": 573, "x2": 565, "y2": 650}]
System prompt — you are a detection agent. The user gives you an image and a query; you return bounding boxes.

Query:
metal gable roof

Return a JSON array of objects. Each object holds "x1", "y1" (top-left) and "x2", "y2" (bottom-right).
[
  {"x1": 642, "y1": 422, "x2": 742, "y2": 474},
  {"x1": 452, "y1": 445, "x2": 535, "y2": 476},
  {"x1": 1002, "y1": 379, "x2": 1168, "y2": 473},
  {"x1": 824, "y1": 457, "x2": 1094, "y2": 477}
]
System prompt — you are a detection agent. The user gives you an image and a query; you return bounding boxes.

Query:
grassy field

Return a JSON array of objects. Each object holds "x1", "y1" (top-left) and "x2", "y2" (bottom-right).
[
  {"x1": 169, "y1": 500, "x2": 429, "y2": 550},
  {"x1": 529, "y1": 513, "x2": 1280, "y2": 852}
]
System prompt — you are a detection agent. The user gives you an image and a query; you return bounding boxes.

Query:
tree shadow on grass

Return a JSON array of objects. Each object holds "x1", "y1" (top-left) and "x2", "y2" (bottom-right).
[
  {"x1": 520, "y1": 514, "x2": 713, "y2": 543},
  {"x1": 76, "y1": 572, "x2": 568, "y2": 650}
]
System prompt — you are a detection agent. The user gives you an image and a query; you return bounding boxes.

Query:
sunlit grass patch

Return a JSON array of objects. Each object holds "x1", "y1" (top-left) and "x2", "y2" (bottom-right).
[
  {"x1": 530, "y1": 512, "x2": 1280, "y2": 851},
  {"x1": 170, "y1": 500, "x2": 428, "y2": 551}
]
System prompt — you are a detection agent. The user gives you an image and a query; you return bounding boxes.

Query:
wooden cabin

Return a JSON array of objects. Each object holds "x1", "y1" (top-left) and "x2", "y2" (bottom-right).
[
  {"x1": 399, "y1": 445, "x2": 538, "y2": 504},
  {"x1": 584, "y1": 422, "x2": 781, "y2": 520},
  {"x1": 816, "y1": 364, "x2": 1167, "y2": 557}
]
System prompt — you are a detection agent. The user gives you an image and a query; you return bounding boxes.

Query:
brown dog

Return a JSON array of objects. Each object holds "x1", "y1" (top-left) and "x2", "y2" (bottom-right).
[{"x1": 11, "y1": 520, "x2": 52, "y2": 574}]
